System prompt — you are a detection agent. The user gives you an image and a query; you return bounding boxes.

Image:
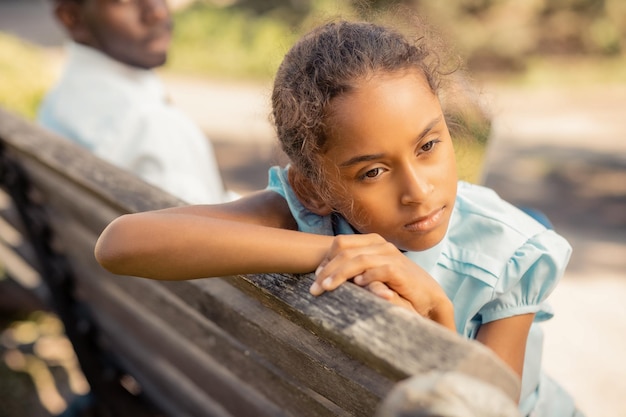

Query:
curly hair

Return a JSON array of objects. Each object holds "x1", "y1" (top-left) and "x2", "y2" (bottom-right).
[{"x1": 271, "y1": 19, "x2": 447, "y2": 191}]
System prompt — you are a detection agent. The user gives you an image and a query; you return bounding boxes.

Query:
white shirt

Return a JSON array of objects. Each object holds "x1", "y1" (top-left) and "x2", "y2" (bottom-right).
[{"x1": 38, "y1": 42, "x2": 227, "y2": 204}]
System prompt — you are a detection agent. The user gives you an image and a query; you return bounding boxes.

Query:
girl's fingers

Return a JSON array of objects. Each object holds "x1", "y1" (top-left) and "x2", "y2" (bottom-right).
[
  {"x1": 309, "y1": 281, "x2": 323, "y2": 296},
  {"x1": 364, "y1": 281, "x2": 394, "y2": 299},
  {"x1": 309, "y1": 233, "x2": 454, "y2": 329},
  {"x1": 350, "y1": 261, "x2": 415, "y2": 295},
  {"x1": 311, "y1": 258, "x2": 369, "y2": 295},
  {"x1": 310, "y1": 262, "x2": 371, "y2": 296},
  {"x1": 310, "y1": 273, "x2": 334, "y2": 296},
  {"x1": 309, "y1": 265, "x2": 324, "y2": 295},
  {"x1": 309, "y1": 234, "x2": 416, "y2": 297},
  {"x1": 311, "y1": 237, "x2": 397, "y2": 295},
  {"x1": 364, "y1": 281, "x2": 417, "y2": 313}
]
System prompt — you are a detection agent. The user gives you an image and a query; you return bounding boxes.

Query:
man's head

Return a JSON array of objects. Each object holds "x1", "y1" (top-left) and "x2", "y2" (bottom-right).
[{"x1": 54, "y1": 0, "x2": 173, "y2": 69}]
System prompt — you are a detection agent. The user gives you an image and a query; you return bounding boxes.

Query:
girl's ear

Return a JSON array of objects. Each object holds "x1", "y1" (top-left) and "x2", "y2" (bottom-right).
[
  {"x1": 55, "y1": 2, "x2": 92, "y2": 45},
  {"x1": 288, "y1": 168, "x2": 333, "y2": 216}
]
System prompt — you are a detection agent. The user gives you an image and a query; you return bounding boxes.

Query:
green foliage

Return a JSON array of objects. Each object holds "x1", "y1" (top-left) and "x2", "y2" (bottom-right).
[
  {"x1": 169, "y1": 0, "x2": 625, "y2": 80},
  {"x1": 356, "y1": 0, "x2": 626, "y2": 73},
  {"x1": 168, "y1": 3, "x2": 300, "y2": 79},
  {"x1": 455, "y1": 140, "x2": 488, "y2": 184},
  {"x1": 167, "y1": 1, "x2": 359, "y2": 79},
  {"x1": 0, "y1": 33, "x2": 54, "y2": 120},
  {"x1": 444, "y1": 89, "x2": 492, "y2": 184}
]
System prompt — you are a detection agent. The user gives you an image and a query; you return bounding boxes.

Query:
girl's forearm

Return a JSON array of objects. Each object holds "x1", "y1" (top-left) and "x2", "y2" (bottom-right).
[{"x1": 95, "y1": 212, "x2": 332, "y2": 280}]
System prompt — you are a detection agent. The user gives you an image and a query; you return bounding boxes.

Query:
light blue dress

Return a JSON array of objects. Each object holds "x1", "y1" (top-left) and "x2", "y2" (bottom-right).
[{"x1": 267, "y1": 166, "x2": 584, "y2": 417}]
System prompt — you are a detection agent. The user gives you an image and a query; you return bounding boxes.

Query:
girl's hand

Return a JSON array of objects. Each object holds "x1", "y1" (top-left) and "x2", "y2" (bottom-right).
[
  {"x1": 360, "y1": 281, "x2": 418, "y2": 313},
  {"x1": 310, "y1": 234, "x2": 455, "y2": 331}
]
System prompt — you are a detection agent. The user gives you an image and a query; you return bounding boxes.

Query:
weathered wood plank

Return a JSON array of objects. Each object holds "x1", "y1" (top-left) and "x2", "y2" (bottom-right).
[
  {"x1": 52, "y1": 213, "x2": 384, "y2": 415},
  {"x1": 29, "y1": 203, "x2": 370, "y2": 416},
  {"x1": 238, "y1": 273, "x2": 520, "y2": 394},
  {"x1": 0, "y1": 106, "x2": 522, "y2": 416},
  {"x1": 77, "y1": 275, "x2": 290, "y2": 417},
  {"x1": 375, "y1": 371, "x2": 522, "y2": 417},
  {"x1": 47, "y1": 200, "x2": 518, "y2": 414}
]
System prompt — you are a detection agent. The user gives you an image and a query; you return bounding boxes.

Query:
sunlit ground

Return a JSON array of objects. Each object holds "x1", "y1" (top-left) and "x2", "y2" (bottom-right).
[{"x1": 0, "y1": 309, "x2": 90, "y2": 417}]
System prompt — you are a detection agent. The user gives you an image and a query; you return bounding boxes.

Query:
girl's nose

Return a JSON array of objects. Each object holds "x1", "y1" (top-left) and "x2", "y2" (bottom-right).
[{"x1": 399, "y1": 164, "x2": 433, "y2": 205}]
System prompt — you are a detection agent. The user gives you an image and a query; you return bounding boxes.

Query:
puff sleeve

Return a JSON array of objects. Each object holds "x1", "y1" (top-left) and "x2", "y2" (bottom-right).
[
  {"x1": 478, "y1": 228, "x2": 572, "y2": 324},
  {"x1": 441, "y1": 182, "x2": 573, "y2": 336}
]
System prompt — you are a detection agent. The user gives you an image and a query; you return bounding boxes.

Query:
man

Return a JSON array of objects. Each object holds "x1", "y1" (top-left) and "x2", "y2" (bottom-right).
[{"x1": 38, "y1": 0, "x2": 229, "y2": 204}]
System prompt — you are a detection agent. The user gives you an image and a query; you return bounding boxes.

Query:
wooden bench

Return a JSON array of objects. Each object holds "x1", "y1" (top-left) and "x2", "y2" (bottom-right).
[{"x1": 0, "y1": 106, "x2": 521, "y2": 417}]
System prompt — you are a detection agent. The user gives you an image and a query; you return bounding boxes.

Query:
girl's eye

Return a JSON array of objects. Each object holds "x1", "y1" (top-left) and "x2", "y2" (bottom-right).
[
  {"x1": 360, "y1": 167, "x2": 383, "y2": 180},
  {"x1": 420, "y1": 139, "x2": 440, "y2": 153}
]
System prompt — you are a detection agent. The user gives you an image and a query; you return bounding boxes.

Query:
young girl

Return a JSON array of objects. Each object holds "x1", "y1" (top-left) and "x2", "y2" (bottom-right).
[{"x1": 95, "y1": 19, "x2": 583, "y2": 417}]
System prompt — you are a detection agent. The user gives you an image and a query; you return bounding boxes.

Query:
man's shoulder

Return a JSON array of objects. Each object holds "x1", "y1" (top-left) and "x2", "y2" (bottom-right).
[{"x1": 38, "y1": 75, "x2": 139, "y2": 147}]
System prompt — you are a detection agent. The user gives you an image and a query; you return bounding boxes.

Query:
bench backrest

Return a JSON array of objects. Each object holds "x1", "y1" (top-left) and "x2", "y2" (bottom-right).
[{"x1": 0, "y1": 107, "x2": 520, "y2": 417}]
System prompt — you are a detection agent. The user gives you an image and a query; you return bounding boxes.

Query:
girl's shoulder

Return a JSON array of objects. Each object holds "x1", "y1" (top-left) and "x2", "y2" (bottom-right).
[
  {"x1": 452, "y1": 181, "x2": 547, "y2": 242},
  {"x1": 442, "y1": 183, "x2": 572, "y2": 329},
  {"x1": 266, "y1": 166, "x2": 347, "y2": 235},
  {"x1": 443, "y1": 181, "x2": 571, "y2": 286}
]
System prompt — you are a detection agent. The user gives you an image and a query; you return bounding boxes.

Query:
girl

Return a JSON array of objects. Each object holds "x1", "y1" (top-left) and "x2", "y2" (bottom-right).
[{"x1": 95, "y1": 19, "x2": 583, "y2": 417}]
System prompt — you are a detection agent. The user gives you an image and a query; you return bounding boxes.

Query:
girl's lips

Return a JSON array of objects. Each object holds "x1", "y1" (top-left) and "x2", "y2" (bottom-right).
[{"x1": 404, "y1": 207, "x2": 446, "y2": 232}]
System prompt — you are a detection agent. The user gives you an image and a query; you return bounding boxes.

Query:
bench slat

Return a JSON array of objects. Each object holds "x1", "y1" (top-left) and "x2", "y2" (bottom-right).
[{"x1": 0, "y1": 106, "x2": 521, "y2": 416}]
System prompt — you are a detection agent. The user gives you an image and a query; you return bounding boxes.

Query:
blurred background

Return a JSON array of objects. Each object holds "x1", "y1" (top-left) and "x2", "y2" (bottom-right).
[{"x1": 1, "y1": 0, "x2": 625, "y2": 416}]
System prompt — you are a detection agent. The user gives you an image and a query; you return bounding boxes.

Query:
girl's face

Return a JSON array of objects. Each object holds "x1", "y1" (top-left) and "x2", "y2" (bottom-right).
[{"x1": 321, "y1": 70, "x2": 458, "y2": 252}]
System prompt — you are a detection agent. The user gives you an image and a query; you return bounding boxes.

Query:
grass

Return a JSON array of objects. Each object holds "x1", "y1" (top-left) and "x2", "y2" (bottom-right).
[
  {"x1": 167, "y1": 5, "x2": 298, "y2": 80},
  {"x1": 0, "y1": 33, "x2": 56, "y2": 120},
  {"x1": 165, "y1": 1, "x2": 359, "y2": 80}
]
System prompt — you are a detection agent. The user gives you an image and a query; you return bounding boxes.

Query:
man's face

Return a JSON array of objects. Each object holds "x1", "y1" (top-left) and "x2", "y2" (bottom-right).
[{"x1": 78, "y1": 0, "x2": 173, "y2": 69}]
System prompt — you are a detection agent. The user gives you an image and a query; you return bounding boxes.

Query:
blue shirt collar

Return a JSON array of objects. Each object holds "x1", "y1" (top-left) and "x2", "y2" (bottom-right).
[{"x1": 403, "y1": 233, "x2": 447, "y2": 274}]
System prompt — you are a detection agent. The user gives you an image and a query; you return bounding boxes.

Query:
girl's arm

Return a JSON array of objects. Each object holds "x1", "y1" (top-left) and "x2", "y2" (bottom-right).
[
  {"x1": 475, "y1": 313, "x2": 536, "y2": 399},
  {"x1": 95, "y1": 190, "x2": 333, "y2": 280},
  {"x1": 96, "y1": 191, "x2": 454, "y2": 330}
]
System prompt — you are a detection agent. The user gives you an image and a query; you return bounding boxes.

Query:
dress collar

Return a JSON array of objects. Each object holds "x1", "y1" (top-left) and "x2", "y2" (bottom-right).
[{"x1": 403, "y1": 234, "x2": 447, "y2": 274}]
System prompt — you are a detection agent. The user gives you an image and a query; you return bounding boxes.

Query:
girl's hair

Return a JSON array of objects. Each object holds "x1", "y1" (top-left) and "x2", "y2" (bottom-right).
[{"x1": 271, "y1": 19, "x2": 448, "y2": 188}]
